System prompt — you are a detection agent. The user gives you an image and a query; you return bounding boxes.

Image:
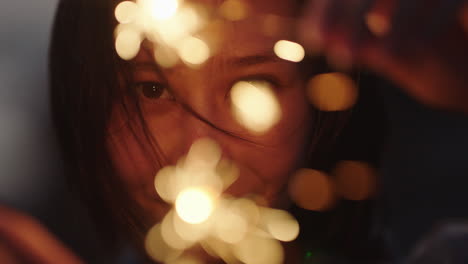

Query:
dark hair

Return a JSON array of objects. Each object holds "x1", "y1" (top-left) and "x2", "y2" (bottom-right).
[{"x1": 49, "y1": 0, "x2": 386, "y2": 261}]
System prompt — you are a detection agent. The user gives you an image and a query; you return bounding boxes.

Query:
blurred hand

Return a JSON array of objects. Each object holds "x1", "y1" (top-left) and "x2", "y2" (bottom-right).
[
  {"x1": 299, "y1": 0, "x2": 468, "y2": 113},
  {"x1": 0, "y1": 205, "x2": 83, "y2": 264}
]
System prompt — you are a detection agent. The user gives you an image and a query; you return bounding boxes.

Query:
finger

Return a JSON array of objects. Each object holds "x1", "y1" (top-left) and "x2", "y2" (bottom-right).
[{"x1": 0, "y1": 205, "x2": 83, "y2": 264}]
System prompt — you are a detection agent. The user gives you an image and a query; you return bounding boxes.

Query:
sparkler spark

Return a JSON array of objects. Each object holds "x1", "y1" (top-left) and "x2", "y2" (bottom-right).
[
  {"x1": 230, "y1": 80, "x2": 282, "y2": 134},
  {"x1": 274, "y1": 40, "x2": 305, "y2": 62},
  {"x1": 147, "y1": 138, "x2": 300, "y2": 263}
]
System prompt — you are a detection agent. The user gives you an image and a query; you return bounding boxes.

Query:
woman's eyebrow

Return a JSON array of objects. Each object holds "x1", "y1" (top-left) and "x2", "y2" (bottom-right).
[{"x1": 224, "y1": 53, "x2": 283, "y2": 67}]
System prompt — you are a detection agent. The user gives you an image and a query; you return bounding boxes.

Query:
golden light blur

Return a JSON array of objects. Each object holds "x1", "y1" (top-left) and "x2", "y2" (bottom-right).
[
  {"x1": 332, "y1": 160, "x2": 377, "y2": 201},
  {"x1": 139, "y1": 0, "x2": 180, "y2": 20},
  {"x1": 161, "y1": 211, "x2": 194, "y2": 250},
  {"x1": 233, "y1": 234, "x2": 284, "y2": 264},
  {"x1": 230, "y1": 80, "x2": 282, "y2": 134},
  {"x1": 115, "y1": 1, "x2": 138, "y2": 24},
  {"x1": 114, "y1": 0, "x2": 211, "y2": 67},
  {"x1": 150, "y1": 138, "x2": 303, "y2": 262},
  {"x1": 155, "y1": 165, "x2": 178, "y2": 203},
  {"x1": 186, "y1": 138, "x2": 221, "y2": 169},
  {"x1": 213, "y1": 206, "x2": 249, "y2": 243},
  {"x1": 215, "y1": 159, "x2": 240, "y2": 189},
  {"x1": 273, "y1": 40, "x2": 305, "y2": 62},
  {"x1": 219, "y1": 0, "x2": 249, "y2": 21},
  {"x1": 365, "y1": 12, "x2": 390, "y2": 37},
  {"x1": 288, "y1": 169, "x2": 335, "y2": 211},
  {"x1": 175, "y1": 188, "x2": 214, "y2": 224},
  {"x1": 145, "y1": 224, "x2": 182, "y2": 263},
  {"x1": 154, "y1": 45, "x2": 179, "y2": 68},
  {"x1": 115, "y1": 28, "x2": 142, "y2": 60},
  {"x1": 307, "y1": 72, "x2": 358, "y2": 111},
  {"x1": 262, "y1": 209, "x2": 299, "y2": 242},
  {"x1": 177, "y1": 37, "x2": 211, "y2": 66}
]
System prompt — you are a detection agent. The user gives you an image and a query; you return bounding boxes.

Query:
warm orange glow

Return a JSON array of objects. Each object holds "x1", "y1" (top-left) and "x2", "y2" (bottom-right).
[
  {"x1": 288, "y1": 169, "x2": 335, "y2": 211},
  {"x1": 115, "y1": 1, "x2": 139, "y2": 24},
  {"x1": 366, "y1": 12, "x2": 390, "y2": 36},
  {"x1": 176, "y1": 188, "x2": 214, "y2": 224},
  {"x1": 263, "y1": 209, "x2": 299, "y2": 242},
  {"x1": 145, "y1": 224, "x2": 182, "y2": 262},
  {"x1": 233, "y1": 235, "x2": 284, "y2": 264},
  {"x1": 307, "y1": 72, "x2": 358, "y2": 111},
  {"x1": 230, "y1": 80, "x2": 282, "y2": 134},
  {"x1": 174, "y1": 36, "x2": 210, "y2": 66},
  {"x1": 161, "y1": 211, "x2": 193, "y2": 250},
  {"x1": 139, "y1": 0, "x2": 180, "y2": 20},
  {"x1": 154, "y1": 45, "x2": 179, "y2": 68},
  {"x1": 332, "y1": 160, "x2": 377, "y2": 201},
  {"x1": 115, "y1": 29, "x2": 142, "y2": 60},
  {"x1": 219, "y1": 0, "x2": 249, "y2": 21},
  {"x1": 274, "y1": 40, "x2": 305, "y2": 62}
]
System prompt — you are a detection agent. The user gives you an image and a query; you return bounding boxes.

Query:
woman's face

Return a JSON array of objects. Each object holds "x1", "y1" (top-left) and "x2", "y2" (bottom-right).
[{"x1": 107, "y1": 0, "x2": 312, "y2": 225}]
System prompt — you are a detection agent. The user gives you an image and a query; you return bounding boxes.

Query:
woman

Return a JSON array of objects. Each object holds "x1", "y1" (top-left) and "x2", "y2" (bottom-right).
[{"x1": 1, "y1": 0, "x2": 466, "y2": 263}]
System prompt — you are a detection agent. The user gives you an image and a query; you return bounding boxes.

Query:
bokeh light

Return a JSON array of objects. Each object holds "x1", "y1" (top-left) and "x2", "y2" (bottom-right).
[
  {"x1": 115, "y1": 1, "x2": 139, "y2": 24},
  {"x1": 332, "y1": 160, "x2": 377, "y2": 201},
  {"x1": 139, "y1": 0, "x2": 180, "y2": 20},
  {"x1": 161, "y1": 211, "x2": 194, "y2": 250},
  {"x1": 219, "y1": 0, "x2": 249, "y2": 21},
  {"x1": 150, "y1": 138, "x2": 302, "y2": 262},
  {"x1": 230, "y1": 80, "x2": 282, "y2": 134},
  {"x1": 273, "y1": 40, "x2": 305, "y2": 62},
  {"x1": 306, "y1": 72, "x2": 358, "y2": 111},
  {"x1": 115, "y1": 28, "x2": 142, "y2": 60},
  {"x1": 365, "y1": 12, "x2": 390, "y2": 36},
  {"x1": 233, "y1": 234, "x2": 284, "y2": 264},
  {"x1": 288, "y1": 169, "x2": 335, "y2": 211},
  {"x1": 145, "y1": 224, "x2": 182, "y2": 263},
  {"x1": 176, "y1": 188, "x2": 214, "y2": 224},
  {"x1": 263, "y1": 209, "x2": 299, "y2": 242},
  {"x1": 154, "y1": 45, "x2": 179, "y2": 68},
  {"x1": 177, "y1": 36, "x2": 211, "y2": 66}
]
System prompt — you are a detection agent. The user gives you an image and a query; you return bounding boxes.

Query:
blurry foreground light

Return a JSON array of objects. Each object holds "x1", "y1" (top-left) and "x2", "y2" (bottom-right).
[
  {"x1": 366, "y1": 12, "x2": 390, "y2": 37},
  {"x1": 115, "y1": 1, "x2": 138, "y2": 24},
  {"x1": 307, "y1": 72, "x2": 358, "y2": 111},
  {"x1": 161, "y1": 211, "x2": 193, "y2": 249},
  {"x1": 154, "y1": 45, "x2": 179, "y2": 68},
  {"x1": 139, "y1": 0, "x2": 180, "y2": 20},
  {"x1": 219, "y1": 0, "x2": 249, "y2": 21},
  {"x1": 177, "y1": 37, "x2": 210, "y2": 66},
  {"x1": 332, "y1": 160, "x2": 377, "y2": 201},
  {"x1": 115, "y1": 29, "x2": 142, "y2": 60},
  {"x1": 288, "y1": 169, "x2": 335, "y2": 211},
  {"x1": 230, "y1": 80, "x2": 281, "y2": 134},
  {"x1": 233, "y1": 235, "x2": 284, "y2": 264},
  {"x1": 214, "y1": 208, "x2": 248, "y2": 244},
  {"x1": 176, "y1": 188, "x2": 214, "y2": 224},
  {"x1": 186, "y1": 138, "x2": 222, "y2": 169},
  {"x1": 263, "y1": 209, "x2": 299, "y2": 242},
  {"x1": 274, "y1": 40, "x2": 305, "y2": 62},
  {"x1": 145, "y1": 224, "x2": 182, "y2": 262}
]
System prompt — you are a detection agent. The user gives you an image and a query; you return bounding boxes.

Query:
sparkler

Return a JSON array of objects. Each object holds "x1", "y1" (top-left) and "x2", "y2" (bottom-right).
[{"x1": 146, "y1": 138, "x2": 300, "y2": 263}]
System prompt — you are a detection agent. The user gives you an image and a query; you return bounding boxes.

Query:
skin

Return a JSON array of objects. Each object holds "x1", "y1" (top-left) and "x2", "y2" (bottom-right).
[
  {"x1": 107, "y1": 0, "x2": 313, "y2": 228},
  {"x1": 2, "y1": 0, "x2": 467, "y2": 263}
]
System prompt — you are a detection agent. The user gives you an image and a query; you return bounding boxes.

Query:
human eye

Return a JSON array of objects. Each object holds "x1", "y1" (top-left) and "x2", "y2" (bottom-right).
[{"x1": 133, "y1": 81, "x2": 172, "y2": 101}]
